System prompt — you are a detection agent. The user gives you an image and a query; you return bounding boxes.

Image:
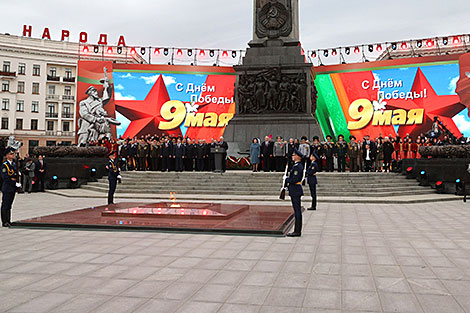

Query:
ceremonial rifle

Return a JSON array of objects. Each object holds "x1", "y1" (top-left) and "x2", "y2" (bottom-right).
[
  {"x1": 301, "y1": 159, "x2": 307, "y2": 186},
  {"x1": 279, "y1": 163, "x2": 289, "y2": 200}
]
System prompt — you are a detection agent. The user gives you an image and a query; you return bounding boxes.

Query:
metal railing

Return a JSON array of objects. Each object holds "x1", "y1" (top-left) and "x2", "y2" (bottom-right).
[
  {"x1": 47, "y1": 75, "x2": 60, "y2": 81},
  {"x1": 46, "y1": 95, "x2": 59, "y2": 100},
  {"x1": 46, "y1": 112, "x2": 58, "y2": 118}
]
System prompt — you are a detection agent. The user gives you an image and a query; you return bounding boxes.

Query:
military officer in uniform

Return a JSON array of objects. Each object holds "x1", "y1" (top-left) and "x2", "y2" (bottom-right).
[
  {"x1": 137, "y1": 139, "x2": 149, "y2": 171},
  {"x1": 311, "y1": 136, "x2": 323, "y2": 172},
  {"x1": 335, "y1": 134, "x2": 348, "y2": 172},
  {"x1": 1, "y1": 147, "x2": 20, "y2": 227},
  {"x1": 306, "y1": 152, "x2": 319, "y2": 211},
  {"x1": 106, "y1": 151, "x2": 121, "y2": 205},
  {"x1": 284, "y1": 149, "x2": 304, "y2": 237},
  {"x1": 324, "y1": 135, "x2": 335, "y2": 172},
  {"x1": 348, "y1": 136, "x2": 360, "y2": 172}
]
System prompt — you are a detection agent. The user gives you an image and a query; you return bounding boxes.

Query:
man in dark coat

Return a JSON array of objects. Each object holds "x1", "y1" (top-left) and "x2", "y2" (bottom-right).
[
  {"x1": 218, "y1": 136, "x2": 229, "y2": 172},
  {"x1": 382, "y1": 136, "x2": 394, "y2": 172},
  {"x1": 174, "y1": 138, "x2": 185, "y2": 172},
  {"x1": 184, "y1": 138, "x2": 194, "y2": 171},
  {"x1": 196, "y1": 140, "x2": 206, "y2": 172},
  {"x1": 35, "y1": 155, "x2": 47, "y2": 192},
  {"x1": 260, "y1": 136, "x2": 274, "y2": 172},
  {"x1": 160, "y1": 138, "x2": 172, "y2": 172}
]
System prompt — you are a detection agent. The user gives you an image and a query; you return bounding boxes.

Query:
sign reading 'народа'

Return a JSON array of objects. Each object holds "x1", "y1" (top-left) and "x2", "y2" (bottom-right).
[
  {"x1": 21, "y1": 24, "x2": 128, "y2": 46},
  {"x1": 77, "y1": 61, "x2": 235, "y2": 141},
  {"x1": 314, "y1": 53, "x2": 470, "y2": 140}
]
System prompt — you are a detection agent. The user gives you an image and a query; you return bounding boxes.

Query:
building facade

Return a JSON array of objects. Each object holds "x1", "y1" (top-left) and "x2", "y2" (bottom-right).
[{"x1": 0, "y1": 33, "x2": 144, "y2": 156}]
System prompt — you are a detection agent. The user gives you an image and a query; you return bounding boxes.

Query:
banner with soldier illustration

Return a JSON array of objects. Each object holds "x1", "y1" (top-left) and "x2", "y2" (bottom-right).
[
  {"x1": 77, "y1": 61, "x2": 236, "y2": 142},
  {"x1": 77, "y1": 61, "x2": 119, "y2": 145}
]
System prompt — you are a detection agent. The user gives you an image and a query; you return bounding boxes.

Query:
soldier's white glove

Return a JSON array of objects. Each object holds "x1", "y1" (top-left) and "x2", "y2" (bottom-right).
[
  {"x1": 282, "y1": 175, "x2": 287, "y2": 181},
  {"x1": 117, "y1": 175, "x2": 122, "y2": 180},
  {"x1": 16, "y1": 183, "x2": 21, "y2": 188}
]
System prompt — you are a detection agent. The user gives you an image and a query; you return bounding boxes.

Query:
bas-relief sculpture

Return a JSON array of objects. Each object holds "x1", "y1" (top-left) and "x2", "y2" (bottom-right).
[{"x1": 237, "y1": 69, "x2": 317, "y2": 114}]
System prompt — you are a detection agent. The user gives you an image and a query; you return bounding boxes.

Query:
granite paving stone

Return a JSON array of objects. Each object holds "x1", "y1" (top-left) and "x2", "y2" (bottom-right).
[{"x1": 1, "y1": 193, "x2": 470, "y2": 313}]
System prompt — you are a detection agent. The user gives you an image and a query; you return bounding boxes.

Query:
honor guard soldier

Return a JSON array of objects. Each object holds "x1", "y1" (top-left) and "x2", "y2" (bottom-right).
[
  {"x1": 324, "y1": 135, "x2": 335, "y2": 172},
  {"x1": 106, "y1": 151, "x2": 121, "y2": 205},
  {"x1": 284, "y1": 149, "x2": 304, "y2": 237},
  {"x1": 335, "y1": 134, "x2": 348, "y2": 172},
  {"x1": 311, "y1": 136, "x2": 323, "y2": 172},
  {"x1": 348, "y1": 136, "x2": 360, "y2": 172},
  {"x1": 306, "y1": 152, "x2": 319, "y2": 211},
  {"x1": 1, "y1": 147, "x2": 20, "y2": 227}
]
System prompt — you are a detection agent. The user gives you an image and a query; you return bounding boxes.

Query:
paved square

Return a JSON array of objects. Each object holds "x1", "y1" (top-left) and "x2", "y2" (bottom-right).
[{"x1": 1, "y1": 193, "x2": 469, "y2": 312}]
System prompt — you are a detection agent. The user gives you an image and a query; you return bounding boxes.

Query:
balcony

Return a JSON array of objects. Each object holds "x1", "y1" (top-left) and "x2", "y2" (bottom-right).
[
  {"x1": 46, "y1": 112, "x2": 58, "y2": 118},
  {"x1": 62, "y1": 95, "x2": 75, "y2": 101},
  {"x1": 45, "y1": 131, "x2": 74, "y2": 137},
  {"x1": 62, "y1": 112, "x2": 74, "y2": 119},
  {"x1": 62, "y1": 131, "x2": 74, "y2": 137},
  {"x1": 0, "y1": 71, "x2": 16, "y2": 78},
  {"x1": 47, "y1": 75, "x2": 60, "y2": 81},
  {"x1": 46, "y1": 94, "x2": 59, "y2": 100},
  {"x1": 63, "y1": 77, "x2": 75, "y2": 83}
]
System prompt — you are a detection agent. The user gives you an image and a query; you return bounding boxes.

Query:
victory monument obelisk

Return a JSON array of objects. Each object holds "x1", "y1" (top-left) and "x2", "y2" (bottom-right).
[{"x1": 224, "y1": 0, "x2": 322, "y2": 152}]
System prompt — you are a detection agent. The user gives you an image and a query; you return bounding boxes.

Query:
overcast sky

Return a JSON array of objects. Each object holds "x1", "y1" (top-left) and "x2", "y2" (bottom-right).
[{"x1": 1, "y1": 0, "x2": 469, "y2": 50}]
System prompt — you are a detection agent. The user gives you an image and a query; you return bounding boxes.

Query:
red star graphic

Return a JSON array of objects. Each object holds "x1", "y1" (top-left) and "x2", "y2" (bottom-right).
[
  {"x1": 386, "y1": 68, "x2": 465, "y2": 138},
  {"x1": 115, "y1": 75, "x2": 182, "y2": 138}
]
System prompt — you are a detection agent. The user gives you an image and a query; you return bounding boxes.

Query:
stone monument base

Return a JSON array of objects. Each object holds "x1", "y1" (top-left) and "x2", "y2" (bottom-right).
[{"x1": 224, "y1": 114, "x2": 322, "y2": 155}]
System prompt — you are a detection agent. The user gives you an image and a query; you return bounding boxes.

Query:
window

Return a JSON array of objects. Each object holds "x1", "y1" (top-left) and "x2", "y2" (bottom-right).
[
  {"x1": 1, "y1": 81, "x2": 9, "y2": 92},
  {"x1": 18, "y1": 63, "x2": 26, "y2": 75},
  {"x1": 16, "y1": 119, "x2": 23, "y2": 130},
  {"x1": 1, "y1": 118, "x2": 8, "y2": 129},
  {"x1": 16, "y1": 100, "x2": 24, "y2": 112},
  {"x1": 64, "y1": 86, "x2": 72, "y2": 95},
  {"x1": 33, "y1": 64, "x2": 40, "y2": 76},
  {"x1": 32, "y1": 82, "x2": 39, "y2": 94},
  {"x1": 31, "y1": 101, "x2": 39, "y2": 113},
  {"x1": 28, "y1": 140, "x2": 39, "y2": 155},
  {"x1": 47, "y1": 103, "x2": 56, "y2": 113},
  {"x1": 31, "y1": 119, "x2": 38, "y2": 130},
  {"x1": 46, "y1": 141, "x2": 56, "y2": 146},
  {"x1": 65, "y1": 68, "x2": 72, "y2": 78},
  {"x1": 63, "y1": 103, "x2": 71, "y2": 113},
  {"x1": 63, "y1": 121, "x2": 70, "y2": 132},
  {"x1": 2, "y1": 98, "x2": 9, "y2": 110},
  {"x1": 48, "y1": 84, "x2": 55, "y2": 95},
  {"x1": 49, "y1": 67, "x2": 56, "y2": 77},
  {"x1": 17, "y1": 81, "x2": 25, "y2": 93},
  {"x1": 47, "y1": 121, "x2": 54, "y2": 131},
  {"x1": 2, "y1": 61, "x2": 10, "y2": 72}
]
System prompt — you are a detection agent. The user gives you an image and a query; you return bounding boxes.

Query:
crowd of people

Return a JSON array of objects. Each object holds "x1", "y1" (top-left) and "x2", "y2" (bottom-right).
[
  {"x1": 90, "y1": 135, "x2": 229, "y2": 172},
  {"x1": 250, "y1": 132, "x2": 469, "y2": 173}
]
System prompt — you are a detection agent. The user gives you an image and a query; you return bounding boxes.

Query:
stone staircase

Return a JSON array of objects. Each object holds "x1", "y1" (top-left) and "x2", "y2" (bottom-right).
[{"x1": 74, "y1": 171, "x2": 460, "y2": 204}]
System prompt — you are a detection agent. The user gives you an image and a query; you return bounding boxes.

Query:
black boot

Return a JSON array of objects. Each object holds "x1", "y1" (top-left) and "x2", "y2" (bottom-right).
[
  {"x1": 287, "y1": 218, "x2": 302, "y2": 237},
  {"x1": 308, "y1": 199, "x2": 316, "y2": 211}
]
